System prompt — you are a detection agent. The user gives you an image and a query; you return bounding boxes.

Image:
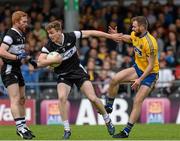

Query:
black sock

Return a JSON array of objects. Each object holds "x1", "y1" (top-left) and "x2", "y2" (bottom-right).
[
  {"x1": 123, "y1": 122, "x2": 134, "y2": 135},
  {"x1": 106, "y1": 96, "x2": 115, "y2": 107}
]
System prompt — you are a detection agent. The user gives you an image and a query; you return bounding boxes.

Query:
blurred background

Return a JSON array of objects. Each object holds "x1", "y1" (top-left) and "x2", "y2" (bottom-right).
[{"x1": 0, "y1": 0, "x2": 180, "y2": 125}]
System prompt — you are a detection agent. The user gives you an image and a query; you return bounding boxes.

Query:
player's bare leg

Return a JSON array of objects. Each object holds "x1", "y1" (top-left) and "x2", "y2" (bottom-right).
[
  {"x1": 129, "y1": 85, "x2": 151, "y2": 123},
  {"x1": 105, "y1": 67, "x2": 138, "y2": 113},
  {"x1": 113, "y1": 85, "x2": 151, "y2": 138},
  {"x1": 80, "y1": 81, "x2": 115, "y2": 135},
  {"x1": 8, "y1": 84, "x2": 22, "y2": 119},
  {"x1": 7, "y1": 84, "x2": 33, "y2": 139},
  {"x1": 57, "y1": 83, "x2": 71, "y2": 139},
  {"x1": 19, "y1": 86, "x2": 35, "y2": 137}
]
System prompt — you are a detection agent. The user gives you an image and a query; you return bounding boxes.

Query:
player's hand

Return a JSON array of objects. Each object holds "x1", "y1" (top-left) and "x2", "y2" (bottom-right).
[
  {"x1": 17, "y1": 52, "x2": 27, "y2": 61},
  {"x1": 108, "y1": 26, "x2": 117, "y2": 34},
  {"x1": 131, "y1": 78, "x2": 141, "y2": 90},
  {"x1": 111, "y1": 33, "x2": 123, "y2": 42},
  {"x1": 28, "y1": 58, "x2": 38, "y2": 68}
]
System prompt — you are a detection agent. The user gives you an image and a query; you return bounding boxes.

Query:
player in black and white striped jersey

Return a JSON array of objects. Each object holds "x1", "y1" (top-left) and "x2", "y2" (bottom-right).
[
  {"x1": 0, "y1": 11, "x2": 35, "y2": 140},
  {"x1": 38, "y1": 20, "x2": 121, "y2": 139}
]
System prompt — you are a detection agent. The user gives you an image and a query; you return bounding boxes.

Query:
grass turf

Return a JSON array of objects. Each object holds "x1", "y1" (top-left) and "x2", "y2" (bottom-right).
[{"x1": 0, "y1": 124, "x2": 179, "y2": 140}]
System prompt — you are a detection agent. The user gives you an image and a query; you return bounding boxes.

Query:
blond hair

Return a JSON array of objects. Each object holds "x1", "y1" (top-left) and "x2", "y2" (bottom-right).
[
  {"x1": 131, "y1": 16, "x2": 148, "y2": 29},
  {"x1": 45, "y1": 20, "x2": 62, "y2": 31}
]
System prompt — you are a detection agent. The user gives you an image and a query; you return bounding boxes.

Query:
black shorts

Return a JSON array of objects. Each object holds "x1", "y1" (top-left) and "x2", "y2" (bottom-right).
[
  {"x1": 1, "y1": 65, "x2": 25, "y2": 88},
  {"x1": 57, "y1": 66, "x2": 90, "y2": 89}
]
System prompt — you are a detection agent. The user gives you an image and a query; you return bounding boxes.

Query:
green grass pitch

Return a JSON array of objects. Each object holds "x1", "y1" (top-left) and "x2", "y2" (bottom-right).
[{"x1": 0, "y1": 124, "x2": 180, "y2": 140}]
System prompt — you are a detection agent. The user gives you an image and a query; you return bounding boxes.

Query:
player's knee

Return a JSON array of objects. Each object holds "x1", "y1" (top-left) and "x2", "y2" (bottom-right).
[
  {"x1": 19, "y1": 96, "x2": 26, "y2": 105},
  {"x1": 110, "y1": 77, "x2": 119, "y2": 86},
  {"x1": 59, "y1": 96, "x2": 67, "y2": 104},
  {"x1": 133, "y1": 98, "x2": 143, "y2": 107},
  {"x1": 89, "y1": 96, "x2": 98, "y2": 104}
]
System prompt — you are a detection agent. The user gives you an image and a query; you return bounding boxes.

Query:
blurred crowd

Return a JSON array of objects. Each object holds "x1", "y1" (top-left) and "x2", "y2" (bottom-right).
[{"x1": 0, "y1": 0, "x2": 180, "y2": 98}]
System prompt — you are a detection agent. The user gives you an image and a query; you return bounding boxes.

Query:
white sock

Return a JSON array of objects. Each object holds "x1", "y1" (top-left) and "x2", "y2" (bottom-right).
[
  {"x1": 15, "y1": 118, "x2": 24, "y2": 131},
  {"x1": 63, "y1": 120, "x2": 70, "y2": 131},
  {"x1": 21, "y1": 117, "x2": 27, "y2": 128},
  {"x1": 102, "y1": 114, "x2": 110, "y2": 124}
]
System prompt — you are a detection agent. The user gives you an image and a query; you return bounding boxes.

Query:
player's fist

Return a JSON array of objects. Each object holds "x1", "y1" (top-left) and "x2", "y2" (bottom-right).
[
  {"x1": 17, "y1": 52, "x2": 27, "y2": 60},
  {"x1": 108, "y1": 26, "x2": 117, "y2": 34},
  {"x1": 28, "y1": 58, "x2": 38, "y2": 68}
]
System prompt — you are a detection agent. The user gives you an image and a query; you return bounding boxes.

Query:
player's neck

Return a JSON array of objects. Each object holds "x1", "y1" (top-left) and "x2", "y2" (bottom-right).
[
  {"x1": 55, "y1": 38, "x2": 62, "y2": 45},
  {"x1": 139, "y1": 31, "x2": 147, "y2": 38},
  {"x1": 58, "y1": 33, "x2": 64, "y2": 45}
]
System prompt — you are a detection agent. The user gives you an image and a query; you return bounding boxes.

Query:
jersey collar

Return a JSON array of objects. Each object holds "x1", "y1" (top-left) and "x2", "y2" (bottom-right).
[
  {"x1": 61, "y1": 33, "x2": 64, "y2": 45},
  {"x1": 55, "y1": 33, "x2": 64, "y2": 46},
  {"x1": 11, "y1": 27, "x2": 23, "y2": 37},
  {"x1": 139, "y1": 31, "x2": 148, "y2": 38}
]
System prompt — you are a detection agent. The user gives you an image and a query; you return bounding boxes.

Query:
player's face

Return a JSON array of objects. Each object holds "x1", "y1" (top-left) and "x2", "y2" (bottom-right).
[
  {"x1": 18, "y1": 16, "x2": 28, "y2": 33},
  {"x1": 132, "y1": 21, "x2": 141, "y2": 36},
  {"x1": 47, "y1": 28, "x2": 61, "y2": 43}
]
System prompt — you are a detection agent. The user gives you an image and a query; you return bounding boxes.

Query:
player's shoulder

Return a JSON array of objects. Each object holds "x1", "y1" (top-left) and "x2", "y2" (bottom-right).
[
  {"x1": 43, "y1": 38, "x2": 54, "y2": 50},
  {"x1": 5, "y1": 28, "x2": 16, "y2": 36},
  {"x1": 130, "y1": 31, "x2": 135, "y2": 37},
  {"x1": 144, "y1": 32, "x2": 157, "y2": 44},
  {"x1": 64, "y1": 32, "x2": 76, "y2": 39},
  {"x1": 41, "y1": 39, "x2": 52, "y2": 53},
  {"x1": 130, "y1": 31, "x2": 136, "y2": 41},
  {"x1": 2, "y1": 28, "x2": 20, "y2": 45},
  {"x1": 147, "y1": 32, "x2": 156, "y2": 40},
  {"x1": 63, "y1": 32, "x2": 77, "y2": 43},
  {"x1": 144, "y1": 32, "x2": 158, "y2": 50},
  {"x1": 4, "y1": 28, "x2": 23, "y2": 40}
]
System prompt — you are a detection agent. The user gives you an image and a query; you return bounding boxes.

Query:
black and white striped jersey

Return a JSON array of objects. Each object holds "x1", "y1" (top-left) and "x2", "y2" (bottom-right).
[
  {"x1": 1, "y1": 28, "x2": 26, "y2": 65},
  {"x1": 41, "y1": 31, "x2": 84, "y2": 74}
]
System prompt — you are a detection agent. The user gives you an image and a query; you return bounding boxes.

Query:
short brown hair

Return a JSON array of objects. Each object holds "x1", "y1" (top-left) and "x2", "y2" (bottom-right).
[
  {"x1": 12, "y1": 11, "x2": 27, "y2": 25},
  {"x1": 131, "y1": 16, "x2": 148, "y2": 29},
  {"x1": 45, "y1": 20, "x2": 62, "y2": 31}
]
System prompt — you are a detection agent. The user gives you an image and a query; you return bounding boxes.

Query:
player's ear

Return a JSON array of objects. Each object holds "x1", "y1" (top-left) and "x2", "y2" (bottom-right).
[{"x1": 140, "y1": 25, "x2": 144, "y2": 30}]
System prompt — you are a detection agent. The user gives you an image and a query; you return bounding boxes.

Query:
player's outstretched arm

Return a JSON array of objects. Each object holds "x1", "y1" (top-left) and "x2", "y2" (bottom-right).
[
  {"x1": 81, "y1": 30, "x2": 121, "y2": 42},
  {"x1": 121, "y1": 34, "x2": 132, "y2": 43}
]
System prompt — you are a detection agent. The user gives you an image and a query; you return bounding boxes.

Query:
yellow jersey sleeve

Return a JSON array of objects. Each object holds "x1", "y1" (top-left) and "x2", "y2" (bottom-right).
[
  {"x1": 144, "y1": 34, "x2": 158, "y2": 58},
  {"x1": 144, "y1": 34, "x2": 159, "y2": 73},
  {"x1": 130, "y1": 31, "x2": 136, "y2": 41}
]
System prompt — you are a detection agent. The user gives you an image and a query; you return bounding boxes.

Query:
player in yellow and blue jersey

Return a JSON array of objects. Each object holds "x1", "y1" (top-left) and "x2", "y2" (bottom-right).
[{"x1": 105, "y1": 16, "x2": 159, "y2": 138}]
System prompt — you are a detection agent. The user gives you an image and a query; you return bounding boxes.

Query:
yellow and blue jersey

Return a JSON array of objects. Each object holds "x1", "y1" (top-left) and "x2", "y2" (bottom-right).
[{"x1": 130, "y1": 31, "x2": 159, "y2": 73}]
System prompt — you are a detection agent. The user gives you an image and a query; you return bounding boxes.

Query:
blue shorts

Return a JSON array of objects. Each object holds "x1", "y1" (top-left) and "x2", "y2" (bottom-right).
[{"x1": 133, "y1": 64, "x2": 158, "y2": 88}]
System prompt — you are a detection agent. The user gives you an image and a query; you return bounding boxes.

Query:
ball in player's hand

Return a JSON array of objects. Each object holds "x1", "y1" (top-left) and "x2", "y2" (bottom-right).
[{"x1": 47, "y1": 51, "x2": 62, "y2": 68}]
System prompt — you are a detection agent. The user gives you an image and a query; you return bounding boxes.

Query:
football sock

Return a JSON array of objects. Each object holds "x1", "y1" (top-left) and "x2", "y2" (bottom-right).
[
  {"x1": 123, "y1": 122, "x2": 134, "y2": 135},
  {"x1": 106, "y1": 96, "x2": 115, "y2": 107},
  {"x1": 21, "y1": 117, "x2": 27, "y2": 128},
  {"x1": 63, "y1": 120, "x2": 70, "y2": 131},
  {"x1": 102, "y1": 114, "x2": 110, "y2": 123},
  {"x1": 15, "y1": 117, "x2": 25, "y2": 131}
]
